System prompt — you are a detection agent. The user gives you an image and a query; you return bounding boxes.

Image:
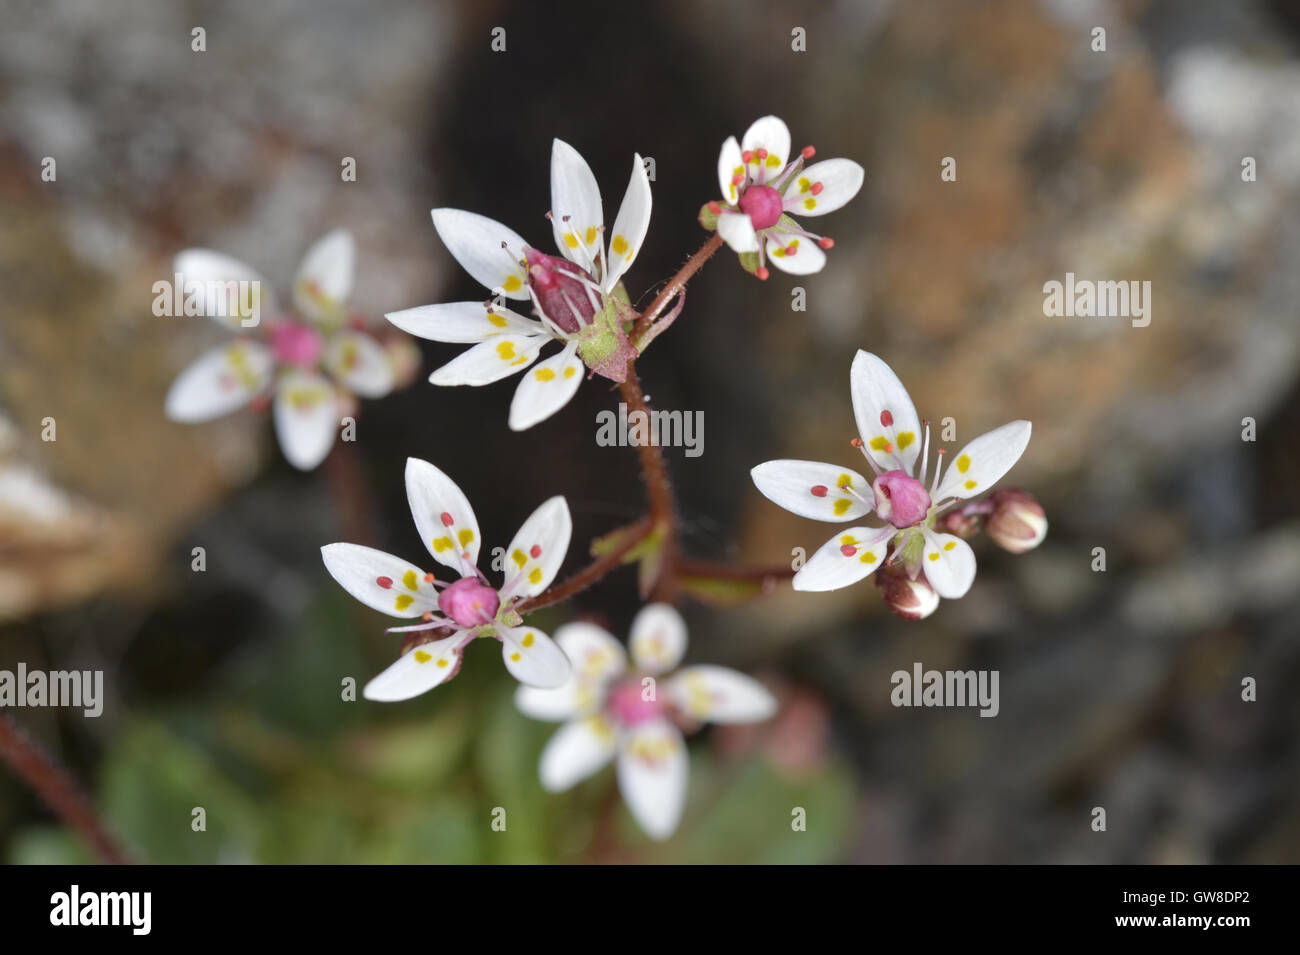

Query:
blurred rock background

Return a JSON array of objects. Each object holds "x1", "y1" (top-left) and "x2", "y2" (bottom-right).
[{"x1": 0, "y1": 0, "x2": 1297, "y2": 862}]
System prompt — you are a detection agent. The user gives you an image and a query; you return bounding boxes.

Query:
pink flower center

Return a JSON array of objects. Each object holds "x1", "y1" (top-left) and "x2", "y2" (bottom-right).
[
  {"x1": 524, "y1": 247, "x2": 596, "y2": 334},
  {"x1": 607, "y1": 679, "x2": 661, "y2": 726},
  {"x1": 738, "y1": 184, "x2": 784, "y2": 230},
  {"x1": 873, "y1": 470, "x2": 932, "y2": 528},
  {"x1": 437, "y1": 577, "x2": 500, "y2": 629},
  {"x1": 270, "y1": 321, "x2": 323, "y2": 367}
]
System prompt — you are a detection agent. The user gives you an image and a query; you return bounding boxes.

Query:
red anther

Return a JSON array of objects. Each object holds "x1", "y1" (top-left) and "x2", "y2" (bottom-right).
[
  {"x1": 756, "y1": 267, "x2": 770, "y2": 281},
  {"x1": 440, "y1": 512, "x2": 454, "y2": 526},
  {"x1": 529, "y1": 545, "x2": 542, "y2": 558},
  {"x1": 840, "y1": 545, "x2": 858, "y2": 557},
  {"x1": 785, "y1": 243, "x2": 798, "y2": 256},
  {"x1": 422, "y1": 611, "x2": 433, "y2": 621},
  {"x1": 741, "y1": 150, "x2": 754, "y2": 163},
  {"x1": 756, "y1": 148, "x2": 768, "y2": 160},
  {"x1": 811, "y1": 182, "x2": 824, "y2": 196},
  {"x1": 881, "y1": 410, "x2": 894, "y2": 427},
  {"x1": 801, "y1": 145, "x2": 816, "y2": 159},
  {"x1": 707, "y1": 201, "x2": 721, "y2": 214},
  {"x1": 810, "y1": 485, "x2": 829, "y2": 498},
  {"x1": 376, "y1": 576, "x2": 393, "y2": 589},
  {"x1": 424, "y1": 573, "x2": 436, "y2": 583},
  {"x1": 819, "y1": 237, "x2": 835, "y2": 249},
  {"x1": 732, "y1": 174, "x2": 745, "y2": 186},
  {"x1": 851, "y1": 438, "x2": 864, "y2": 448}
]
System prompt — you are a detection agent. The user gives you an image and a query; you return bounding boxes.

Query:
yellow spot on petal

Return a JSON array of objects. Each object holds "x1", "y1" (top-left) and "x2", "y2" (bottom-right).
[
  {"x1": 840, "y1": 535, "x2": 859, "y2": 546},
  {"x1": 528, "y1": 567, "x2": 543, "y2": 585},
  {"x1": 897, "y1": 432, "x2": 916, "y2": 450},
  {"x1": 522, "y1": 632, "x2": 535, "y2": 648},
  {"x1": 502, "y1": 275, "x2": 522, "y2": 293},
  {"x1": 860, "y1": 551, "x2": 877, "y2": 564},
  {"x1": 458, "y1": 528, "x2": 475, "y2": 547},
  {"x1": 943, "y1": 541, "x2": 957, "y2": 551},
  {"x1": 586, "y1": 226, "x2": 597, "y2": 245},
  {"x1": 928, "y1": 553, "x2": 940, "y2": 562},
  {"x1": 563, "y1": 366, "x2": 576, "y2": 378},
  {"x1": 402, "y1": 569, "x2": 418, "y2": 590},
  {"x1": 766, "y1": 155, "x2": 782, "y2": 168},
  {"x1": 803, "y1": 198, "x2": 817, "y2": 211},
  {"x1": 611, "y1": 235, "x2": 629, "y2": 256},
  {"x1": 535, "y1": 367, "x2": 556, "y2": 382},
  {"x1": 833, "y1": 498, "x2": 852, "y2": 516},
  {"x1": 433, "y1": 536, "x2": 454, "y2": 552},
  {"x1": 838, "y1": 473, "x2": 853, "y2": 489},
  {"x1": 964, "y1": 480, "x2": 977, "y2": 490},
  {"x1": 436, "y1": 659, "x2": 449, "y2": 668},
  {"x1": 956, "y1": 454, "x2": 971, "y2": 474},
  {"x1": 496, "y1": 341, "x2": 516, "y2": 360},
  {"x1": 733, "y1": 165, "x2": 745, "y2": 178},
  {"x1": 487, "y1": 312, "x2": 507, "y2": 328},
  {"x1": 563, "y1": 232, "x2": 579, "y2": 248},
  {"x1": 512, "y1": 548, "x2": 527, "y2": 567},
  {"x1": 414, "y1": 650, "x2": 432, "y2": 663},
  {"x1": 798, "y1": 177, "x2": 812, "y2": 194},
  {"x1": 395, "y1": 594, "x2": 415, "y2": 611},
  {"x1": 772, "y1": 245, "x2": 786, "y2": 258},
  {"x1": 510, "y1": 652, "x2": 520, "y2": 662},
  {"x1": 869, "y1": 436, "x2": 891, "y2": 452}
]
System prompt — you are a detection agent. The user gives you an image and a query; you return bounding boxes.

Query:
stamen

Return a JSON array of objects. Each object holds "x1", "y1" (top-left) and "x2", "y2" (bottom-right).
[
  {"x1": 930, "y1": 449, "x2": 946, "y2": 496},
  {"x1": 839, "y1": 482, "x2": 874, "y2": 510},
  {"x1": 818, "y1": 237, "x2": 835, "y2": 249},
  {"x1": 851, "y1": 437, "x2": 883, "y2": 476},
  {"x1": 801, "y1": 145, "x2": 816, "y2": 159},
  {"x1": 920, "y1": 421, "x2": 931, "y2": 484}
]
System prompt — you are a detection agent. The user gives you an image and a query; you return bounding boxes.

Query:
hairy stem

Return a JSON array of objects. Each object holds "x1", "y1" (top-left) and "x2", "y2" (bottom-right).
[
  {"x1": 630, "y1": 232, "x2": 724, "y2": 346},
  {"x1": 515, "y1": 518, "x2": 654, "y2": 615},
  {"x1": 0, "y1": 714, "x2": 130, "y2": 864}
]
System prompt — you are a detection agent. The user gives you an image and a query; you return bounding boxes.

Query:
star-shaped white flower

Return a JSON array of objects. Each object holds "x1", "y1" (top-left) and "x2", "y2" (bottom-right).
[
  {"x1": 164, "y1": 229, "x2": 396, "y2": 470},
  {"x1": 387, "y1": 139, "x2": 652, "y2": 431},
  {"x1": 751, "y1": 351, "x2": 1033, "y2": 611},
  {"x1": 515, "y1": 603, "x2": 776, "y2": 841},
  {"x1": 321, "y1": 458, "x2": 573, "y2": 700},
  {"x1": 711, "y1": 115, "x2": 864, "y2": 278}
]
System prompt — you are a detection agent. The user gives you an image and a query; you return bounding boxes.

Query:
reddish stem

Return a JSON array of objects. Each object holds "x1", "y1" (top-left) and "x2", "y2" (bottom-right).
[
  {"x1": 0, "y1": 714, "x2": 130, "y2": 864},
  {"x1": 515, "y1": 519, "x2": 654, "y2": 615},
  {"x1": 630, "y1": 232, "x2": 724, "y2": 347}
]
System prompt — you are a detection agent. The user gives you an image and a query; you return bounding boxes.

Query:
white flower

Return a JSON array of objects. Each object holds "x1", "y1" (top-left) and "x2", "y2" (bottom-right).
[
  {"x1": 164, "y1": 229, "x2": 396, "y2": 470},
  {"x1": 751, "y1": 351, "x2": 1033, "y2": 610},
  {"x1": 515, "y1": 603, "x2": 776, "y2": 841},
  {"x1": 321, "y1": 458, "x2": 573, "y2": 700},
  {"x1": 711, "y1": 115, "x2": 864, "y2": 278},
  {"x1": 386, "y1": 138, "x2": 652, "y2": 430}
]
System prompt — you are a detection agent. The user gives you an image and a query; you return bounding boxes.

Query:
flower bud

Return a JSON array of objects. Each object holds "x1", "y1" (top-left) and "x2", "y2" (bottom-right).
[
  {"x1": 985, "y1": 488, "x2": 1047, "y2": 554},
  {"x1": 875, "y1": 568, "x2": 939, "y2": 620},
  {"x1": 872, "y1": 470, "x2": 931, "y2": 528},
  {"x1": 939, "y1": 509, "x2": 982, "y2": 539},
  {"x1": 437, "y1": 577, "x2": 501, "y2": 629},
  {"x1": 524, "y1": 247, "x2": 594, "y2": 333}
]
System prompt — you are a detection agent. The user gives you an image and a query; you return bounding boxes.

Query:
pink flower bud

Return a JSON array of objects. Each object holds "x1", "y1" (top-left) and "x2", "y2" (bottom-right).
[
  {"x1": 437, "y1": 577, "x2": 500, "y2": 629},
  {"x1": 524, "y1": 247, "x2": 595, "y2": 333},
  {"x1": 607, "y1": 680, "x2": 661, "y2": 726},
  {"x1": 876, "y1": 570, "x2": 939, "y2": 620},
  {"x1": 985, "y1": 488, "x2": 1047, "y2": 554},
  {"x1": 939, "y1": 509, "x2": 982, "y2": 539},
  {"x1": 738, "y1": 184, "x2": 784, "y2": 230},
  {"x1": 872, "y1": 470, "x2": 931, "y2": 528},
  {"x1": 270, "y1": 321, "x2": 324, "y2": 367}
]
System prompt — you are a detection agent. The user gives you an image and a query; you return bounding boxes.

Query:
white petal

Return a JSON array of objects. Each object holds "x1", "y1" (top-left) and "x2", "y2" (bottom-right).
[
  {"x1": 549, "y1": 139, "x2": 604, "y2": 268},
  {"x1": 740, "y1": 115, "x2": 792, "y2": 171},
  {"x1": 405, "y1": 457, "x2": 481, "y2": 575},
  {"x1": 319, "y1": 543, "x2": 440, "y2": 618},
  {"x1": 164, "y1": 341, "x2": 273, "y2": 422},
  {"x1": 272, "y1": 371, "x2": 338, "y2": 470},
  {"x1": 500, "y1": 624, "x2": 571, "y2": 688},
  {"x1": 427, "y1": 334, "x2": 546, "y2": 387},
  {"x1": 919, "y1": 529, "x2": 977, "y2": 599},
  {"x1": 293, "y1": 228, "x2": 354, "y2": 323},
  {"x1": 385, "y1": 301, "x2": 540, "y2": 343},
  {"x1": 515, "y1": 679, "x2": 582, "y2": 722},
  {"x1": 555, "y1": 622, "x2": 628, "y2": 684},
  {"x1": 667, "y1": 665, "x2": 777, "y2": 724},
  {"x1": 716, "y1": 210, "x2": 760, "y2": 253},
  {"x1": 933, "y1": 420, "x2": 1032, "y2": 503},
  {"x1": 792, "y1": 526, "x2": 891, "y2": 592},
  {"x1": 766, "y1": 233, "x2": 826, "y2": 275},
  {"x1": 629, "y1": 602, "x2": 687, "y2": 675},
  {"x1": 430, "y1": 208, "x2": 530, "y2": 299},
  {"x1": 363, "y1": 632, "x2": 466, "y2": 702},
  {"x1": 717, "y1": 135, "x2": 745, "y2": 204},
  {"x1": 617, "y1": 719, "x2": 688, "y2": 841},
  {"x1": 507, "y1": 341, "x2": 584, "y2": 431},
  {"x1": 603, "y1": 153, "x2": 652, "y2": 289},
  {"x1": 850, "y1": 350, "x2": 924, "y2": 475},
  {"x1": 537, "y1": 717, "x2": 618, "y2": 791},
  {"x1": 324, "y1": 330, "x2": 393, "y2": 398},
  {"x1": 750, "y1": 459, "x2": 872, "y2": 522},
  {"x1": 498, "y1": 496, "x2": 572, "y2": 602},
  {"x1": 783, "y1": 158, "x2": 864, "y2": 217},
  {"x1": 172, "y1": 248, "x2": 277, "y2": 328}
]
